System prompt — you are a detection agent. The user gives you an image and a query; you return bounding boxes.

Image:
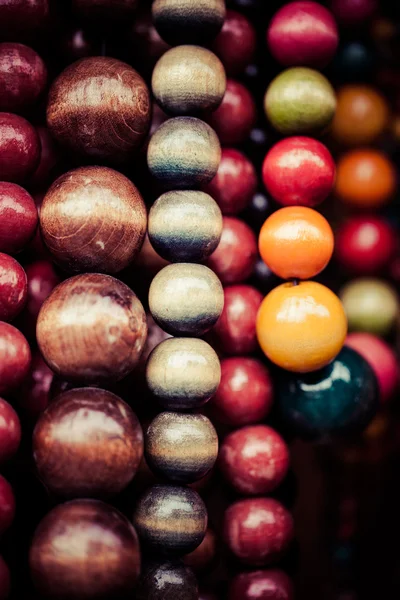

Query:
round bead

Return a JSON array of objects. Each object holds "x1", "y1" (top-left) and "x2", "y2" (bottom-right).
[
  {"x1": 148, "y1": 117, "x2": 220, "y2": 188},
  {"x1": 0, "y1": 323, "x2": 31, "y2": 395},
  {"x1": 145, "y1": 412, "x2": 218, "y2": 483},
  {"x1": 0, "y1": 0, "x2": 49, "y2": 41},
  {"x1": 0, "y1": 475, "x2": 15, "y2": 535},
  {"x1": 136, "y1": 560, "x2": 198, "y2": 600},
  {"x1": 262, "y1": 137, "x2": 335, "y2": 208},
  {"x1": 257, "y1": 281, "x2": 347, "y2": 373},
  {"x1": 33, "y1": 387, "x2": 143, "y2": 498},
  {"x1": 30, "y1": 499, "x2": 141, "y2": 599},
  {"x1": 72, "y1": 0, "x2": 139, "y2": 20},
  {"x1": 264, "y1": 68, "x2": 336, "y2": 135},
  {"x1": 267, "y1": 1, "x2": 338, "y2": 68},
  {"x1": 340, "y1": 278, "x2": 398, "y2": 336},
  {"x1": 133, "y1": 484, "x2": 207, "y2": 555},
  {"x1": 224, "y1": 498, "x2": 294, "y2": 565},
  {"x1": 47, "y1": 57, "x2": 151, "y2": 163},
  {"x1": 149, "y1": 263, "x2": 224, "y2": 336},
  {"x1": 30, "y1": 126, "x2": 59, "y2": 190},
  {"x1": 229, "y1": 570, "x2": 294, "y2": 600},
  {"x1": 0, "y1": 112, "x2": 40, "y2": 183},
  {"x1": 331, "y1": 85, "x2": 388, "y2": 146},
  {"x1": 0, "y1": 557, "x2": 10, "y2": 600},
  {"x1": 0, "y1": 398, "x2": 21, "y2": 463},
  {"x1": 148, "y1": 190, "x2": 222, "y2": 263},
  {"x1": 0, "y1": 253, "x2": 27, "y2": 322},
  {"x1": 152, "y1": 46, "x2": 226, "y2": 116},
  {"x1": 220, "y1": 425, "x2": 289, "y2": 495},
  {"x1": 152, "y1": 0, "x2": 225, "y2": 46},
  {"x1": 21, "y1": 260, "x2": 60, "y2": 340},
  {"x1": 40, "y1": 166, "x2": 146, "y2": 274},
  {"x1": 0, "y1": 42, "x2": 46, "y2": 113},
  {"x1": 277, "y1": 346, "x2": 378, "y2": 439},
  {"x1": 37, "y1": 274, "x2": 147, "y2": 384},
  {"x1": 208, "y1": 80, "x2": 256, "y2": 145},
  {"x1": 259, "y1": 207, "x2": 334, "y2": 280},
  {"x1": 212, "y1": 10, "x2": 256, "y2": 76},
  {"x1": 0, "y1": 183, "x2": 37, "y2": 254},
  {"x1": 335, "y1": 149, "x2": 395, "y2": 209},
  {"x1": 184, "y1": 529, "x2": 217, "y2": 572}
]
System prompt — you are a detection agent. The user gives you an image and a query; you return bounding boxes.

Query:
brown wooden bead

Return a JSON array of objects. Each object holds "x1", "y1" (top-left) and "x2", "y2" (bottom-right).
[
  {"x1": 37, "y1": 274, "x2": 147, "y2": 384},
  {"x1": 30, "y1": 499, "x2": 140, "y2": 600},
  {"x1": 152, "y1": 46, "x2": 226, "y2": 116},
  {"x1": 47, "y1": 57, "x2": 151, "y2": 163},
  {"x1": 149, "y1": 263, "x2": 224, "y2": 336},
  {"x1": 133, "y1": 484, "x2": 207, "y2": 555},
  {"x1": 147, "y1": 117, "x2": 221, "y2": 188},
  {"x1": 33, "y1": 387, "x2": 143, "y2": 499},
  {"x1": 146, "y1": 337, "x2": 221, "y2": 409},
  {"x1": 40, "y1": 166, "x2": 146, "y2": 274}
]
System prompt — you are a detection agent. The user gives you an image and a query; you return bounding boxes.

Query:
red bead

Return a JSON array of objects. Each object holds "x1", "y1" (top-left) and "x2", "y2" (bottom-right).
[
  {"x1": 220, "y1": 425, "x2": 289, "y2": 495},
  {"x1": 0, "y1": 475, "x2": 15, "y2": 534},
  {"x1": 224, "y1": 498, "x2": 294, "y2": 565},
  {"x1": 212, "y1": 10, "x2": 256, "y2": 76},
  {"x1": 0, "y1": 183, "x2": 38, "y2": 254},
  {"x1": 29, "y1": 126, "x2": 60, "y2": 190},
  {"x1": 267, "y1": 2, "x2": 338, "y2": 68},
  {"x1": 335, "y1": 216, "x2": 396, "y2": 275},
  {"x1": 0, "y1": 113, "x2": 40, "y2": 183},
  {"x1": 204, "y1": 148, "x2": 257, "y2": 215},
  {"x1": 17, "y1": 350, "x2": 53, "y2": 418},
  {"x1": 0, "y1": 556, "x2": 10, "y2": 600},
  {"x1": 331, "y1": 0, "x2": 377, "y2": 25},
  {"x1": 212, "y1": 285, "x2": 263, "y2": 355},
  {"x1": 0, "y1": 43, "x2": 47, "y2": 113},
  {"x1": 207, "y1": 217, "x2": 257, "y2": 284},
  {"x1": 262, "y1": 137, "x2": 335, "y2": 208},
  {"x1": 19, "y1": 260, "x2": 60, "y2": 339},
  {"x1": 0, "y1": 322, "x2": 31, "y2": 395},
  {"x1": 0, "y1": 254, "x2": 27, "y2": 322},
  {"x1": 207, "y1": 80, "x2": 256, "y2": 146},
  {"x1": 211, "y1": 357, "x2": 273, "y2": 426},
  {"x1": 229, "y1": 569, "x2": 294, "y2": 600},
  {"x1": 0, "y1": 398, "x2": 21, "y2": 462}
]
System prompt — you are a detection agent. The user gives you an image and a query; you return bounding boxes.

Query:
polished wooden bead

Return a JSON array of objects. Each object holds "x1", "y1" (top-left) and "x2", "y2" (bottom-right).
[
  {"x1": 208, "y1": 79, "x2": 256, "y2": 146},
  {"x1": 0, "y1": 43, "x2": 47, "y2": 113},
  {"x1": 212, "y1": 10, "x2": 256, "y2": 76},
  {"x1": 30, "y1": 499, "x2": 141, "y2": 599},
  {"x1": 147, "y1": 117, "x2": 221, "y2": 188},
  {"x1": 229, "y1": 569, "x2": 294, "y2": 600},
  {"x1": 33, "y1": 387, "x2": 143, "y2": 498},
  {"x1": 146, "y1": 337, "x2": 221, "y2": 409},
  {"x1": 152, "y1": 46, "x2": 226, "y2": 116},
  {"x1": 149, "y1": 264, "x2": 224, "y2": 336},
  {"x1": 47, "y1": 57, "x2": 151, "y2": 163},
  {"x1": 72, "y1": 0, "x2": 139, "y2": 20},
  {"x1": 40, "y1": 166, "x2": 146, "y2": 274},
  {"x1": 0, "y1": 475, "x2": 15, "y2": 535},
  {"x1": 136, "y1": 560, "x2": 198, "y2": 600},
  {"x1": 257, "y1": 281, "x2": 347, "y2": 373},
  {"x1": 0, "y1": 323, "x2": 31, "y2": 395},
  {"x1": 37, "y1": 274, "x2": 147, "y2": 384},
  {"x1": 0, "y1": 398, "x2": 21, "y2": 463},
  {"x1": 152, "y1": 0, "x2": 225, "y2": 46},
  {"x1": 264, "y1": 68, "x2": 336, "y2": 135},
  {"x1": 133, "y1": 484, "x2": 207, "y2": 555},
  {"x1": 145, "y1": 412, "x2": 218, "y2": 483},
  {"x1": 0, "y1": 112, "x2": 40, "y2": 183},
  {"x1": 0, "y1": 183, "x2": 37, "y2": 254},
  {"x1": 148, "y1": 190, "x2": 222, "y2": 263},
  {"x1": 0, "y1": 253, "x2": 27, "y2": 322}
]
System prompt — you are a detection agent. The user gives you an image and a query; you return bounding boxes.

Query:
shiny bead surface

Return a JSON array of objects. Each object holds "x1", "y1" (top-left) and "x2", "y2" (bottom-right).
[
  {"x1": 208, "y1": 80, "x2": 256, "y2": 146},
  {"x1": 136, "y1": 560, "x2": 198, "y2": 600},
  {"x1": 0, "y1": 253, "x2": 27, "y2": 322},
  {"x1": 0, "y1": 183, "x2": 37, "y2": 254},
  {"x1": 0, "y1": 398, "x2": 21, "y2": 463},
  {"x1": 0, "y1": 112, "x2": 40, "y2": 183},
  {"x1": 0, "y1": 322, "x2": 31, "y2": 395},
  {"x1": 229, "y1": 569, "x2": 294, "y2": 600}
]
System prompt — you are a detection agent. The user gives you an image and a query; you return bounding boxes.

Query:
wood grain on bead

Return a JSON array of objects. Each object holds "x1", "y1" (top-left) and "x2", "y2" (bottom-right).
[
  {"x1": 152, "y1": 0, "x2": 225, "y2": 45},
  {"x1": 149, "y1": 263, "x2": 224, "y2": 336},
  {"x1": 145, "y1": 412, "x2": 218, "y2": 483},
  {"x1": 40, "y1": 166, "x2": 146, "y2": 274},
  {"x1": 0, "y1": 43, "x2": 47, "y2": 112},
  {"x1": 36, "y1": 274, "x2": 147, "y2": 383},
  {"x1": 0, "y1": 112, "x2": 40, "y2": 183},
  {"x1": 148, "y1": 190, "x2": 222, "y2": 263},
  {"x1": 0, "y1": 253, "x2": 27, "y2": 322},
  {"x1": 146, "y1": 337, "x2": 221, "y2": 409},
  {"x1": 133, "y1": 484, "x2": 207, "y2": 555},
  {"x1": 147, "y1": 117, "x2": 221, "y2": 188},
  {"x1": 33, "y1": 387, "x2": 143, "y2": 498},
  {"x1": 152, "y1": 46, "x2": 226, "y2": 116},
  {"x1": 136, "y1": 560, "x2": 198, "y2": 600},
  {"x1": 0, "y1": 322, "x2": 31, "y2": 395},
  {"x1": 47, "y1": 57, "x2": 151, "y2": 162},
  {"x1": 29, "y1": 500, "x2": 141, "y2": 600}
]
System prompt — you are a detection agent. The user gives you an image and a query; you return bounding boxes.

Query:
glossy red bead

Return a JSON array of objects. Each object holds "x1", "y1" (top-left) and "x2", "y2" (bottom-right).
[
  {"x1": 0, "y1": 254, "x2": 27, "y2": 322},
  {"x1": 0, "y1": 183, "x2": 38, "y2": 254},
  {"x1": 212, "y1": 10, "x2": 256, "y2": 76},
  {"x1": 229, "y1": 569, "x2": 294, "y2": 600},
  {"x1": 212, "y1": 357, "x2": 274, "y2": 426},
  {"x1": 335, "y1": 216, "x2": 396, "y2": 275},
  {"x1": 0, "y1": 475, "x2": 15, "y2": 534},
  {"x1": 0, "y1": 43, "x2": 47, "y2": 113},
  {"x1": 29, "y1": 126, "x2": 59, "y2": 190},
  {"x1": 0, "y1": 113, "x2": 40, "y2": 183},
  {"x1": 0, "y1": 398, "x2": 21, "y2": 463},
  {"x1": 0, "y1": 556, "x2": 10, "y2": 600},
  {"x1": 208, "y1": 80, "x2": 256, "y2": 146},
  {"x1": 0, "y1": 322, "x2": 31, "y2": 395},
  {"x1": 18, "y1": 351, "x2": 53, "y2": 418},
  {"x1": 262, "y1": 137, "x2": 335, "y2": 208},
  {"x1": 20, "y1": 260, "x2": 60, "y2": 339}
]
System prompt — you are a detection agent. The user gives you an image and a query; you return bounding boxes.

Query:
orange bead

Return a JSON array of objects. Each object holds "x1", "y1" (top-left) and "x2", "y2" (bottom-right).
[
  {"x1": 259, "y1": 207, "x2": 334, "y2": 280},
  {"x1": 256, "y1": 281, "x2": 347, "y2": 373},
  {"x1": 331, "y1": 85, "x2": 389, "y2": 146},
  {"x1": 335, "y1": 150, "x2": 396, "y2": 209}
]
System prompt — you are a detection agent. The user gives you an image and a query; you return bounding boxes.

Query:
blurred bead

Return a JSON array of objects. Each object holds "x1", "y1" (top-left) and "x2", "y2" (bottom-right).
[
  {"x1": 129, "y1": 10, "x2": 171, "y2": 73},
  {"x1": 60, "y1": 27, "x2": 100, "y2": 63},
  {"x1": 0, "y1": 475, "x2": 15, "y2": 534},
  {"x1": 229, "y1": 569, "x2": 294, "y2": 600},
  {"x1": 243, "y1": 193, "x2": 273, "y2": 232},
  {"x1": 330, "y1": 0, "x2": 377, "y2": 25},
  {"x1": 257, "y1": 281, "x2": 347, "y2": 373},
  {"x1": 0, "y1": 557, "x2": 10, "y2": 600},
  {"x1": 0, "y1": 0, "x2": 49, "y2": 42},
  {"x1": 0, "y1": 398, "x2": 21, "y2": 463},
  {"x1": 29, "y1": 126, "x2": 59, "y2": 190},
  {"x1": 332, "y1": 41, "x2": 376, "y2": 82},
  {"x1": 0, "y1": 42, "x2": 46, "y2": 113},
  {"x1": 0, "y1": 112, "x2": 40, "y2": 183},
  {"x1": 135, "y1": 234, "x2": 169, "y2": 277},
  {"x1": 0, "y1": 253, "x2": 27, "y2": 322},
  {"x1": 184, "y1": 529, "x2": 217, "y2": 572},
  {"x1": 212, "y1": 10, "x2": 256, "y2": 76},
  {"x1": 0, "y1": 323, "x2": 31, "y2": 395},
  {"x1": 20, "y1": 259, "x2": 60, "y2": 340},
  {"x1": 18, "y1": 351, "x2": 53, "y2": 418},
  {"x1": 0, "y1": 183, "x2": 37, "y2": 254},
  {"x1": 208, "y1": 80, "x2": 256, "y2": 145},
  {"x1": 136, "y1": 560, "x2": 198, "y2": 600}
]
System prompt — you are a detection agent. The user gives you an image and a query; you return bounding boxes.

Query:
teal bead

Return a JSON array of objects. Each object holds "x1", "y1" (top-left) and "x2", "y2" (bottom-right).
[{"x1": 277, "y1": 347, "x2": 379, "y2": 440}]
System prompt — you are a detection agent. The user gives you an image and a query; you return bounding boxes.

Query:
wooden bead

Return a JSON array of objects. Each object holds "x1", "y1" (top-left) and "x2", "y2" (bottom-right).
[
  {"x1": 0, "y1": 43, "x2": 47, "y2": 113},
  {"x1": 47, "y1": 57, "x2": 151, "y2": 163},
  {"x1": 145, "y1": 412, "x2": 218, "y2": 483},
  {"x1": 37, "y1": 274, "x2": 147, "y2": 384},
  {"x1": 147, "y1": 117, "x2": 221, "y2": 188},
  {"x1": 0, "y1": 112, "x2": 40, "y2": 183},
  {"x1": 40, "y1": 166, "x2": 146, "y2": 274},
  {"x1": 136, "y1": 560, "x2": 198, "y2": 600},
  {"x1": 152, "y1": 46, "x2": 226, "y2": 116},
  {"x1": 152, "y1": 0, "x2": 225, "y2": 46},
  {"x1": 212, "y1": 10, "x2": 256, "y2": 76},
  {"x1": 0, "y1": 323, "x2": 31, "y2": 395},
  {"x1": 0, "y1": 253, "x2": 27, "y2": 322},
  {"x1": 148, "y1": 190, "x2": 222, "y2": 263},
  {"x1": 0, "y1": 183, "x2": 38, "y2": 254},
  {"x1": 33, "y1": 387, "x2": 143, "y2": 498},
  {"x1": 149, "y1": 264, "x2": 224, "y2": 336},
  {"x1": 30, "y1": 126, "x2": 60, "y2": 190},
  {"x1": 30, "y1": 500, "x2": 141, "y2": 599},
  {"x1": 0, "y1": 398, "x2": 21, "y2": 463},
  {"x1": 133, "y1": 484, "x2": 207, "y2": 555},
  {"x1": 18, "y1": 351, "x2": 53, "y2": 418},
  {"x1": 208, "y1": 79, "x2": 256, "y2": 146},
  {"x1": 146, "y1": 337, "x2": 220, "y2": 409}
]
